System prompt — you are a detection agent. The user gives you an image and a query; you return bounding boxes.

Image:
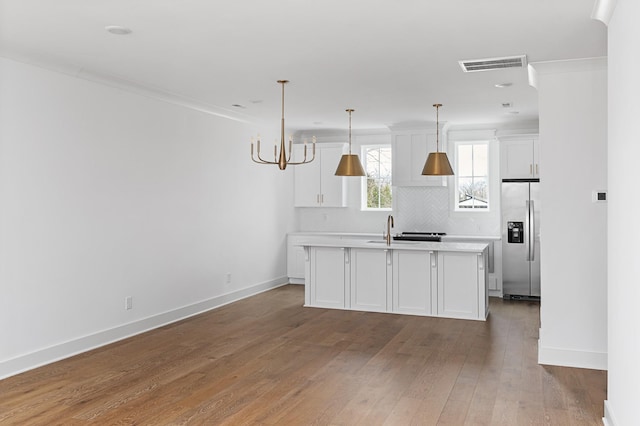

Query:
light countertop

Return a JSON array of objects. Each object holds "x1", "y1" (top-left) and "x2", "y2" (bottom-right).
[{"x1": 296, "y1": 237, "x2": 488, "y2": 253}]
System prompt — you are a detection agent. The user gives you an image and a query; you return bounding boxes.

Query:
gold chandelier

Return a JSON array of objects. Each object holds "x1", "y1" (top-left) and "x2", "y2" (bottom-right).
[
  {"x1": 250, "y1": 80, "x2": 315, "y2": 170},
  {"x1": 335, "y1": 109, "x2": 366, "y2": 176},
  {"x1": 422, "y1": 103, "x2": 454, "y2": 176}
]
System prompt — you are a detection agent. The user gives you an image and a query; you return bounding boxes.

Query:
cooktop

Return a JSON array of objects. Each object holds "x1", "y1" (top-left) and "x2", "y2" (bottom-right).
[{"x1": 393, "y1": 232, "x2": 446, "y2": 242}]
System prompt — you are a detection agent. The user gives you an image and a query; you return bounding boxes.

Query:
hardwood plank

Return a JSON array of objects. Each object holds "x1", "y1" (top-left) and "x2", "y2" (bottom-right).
[{"x1": 0, "y1": 285, "x2": 606, "y2": 425}]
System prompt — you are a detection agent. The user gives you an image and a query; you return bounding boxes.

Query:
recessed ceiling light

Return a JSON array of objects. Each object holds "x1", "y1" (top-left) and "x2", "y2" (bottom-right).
[
  {"x1": 105, "y1": 26, "x2": 132, "y2": 35},
  {"x1": 495, "y1": 82, "x2": 513, "y2": 88}
]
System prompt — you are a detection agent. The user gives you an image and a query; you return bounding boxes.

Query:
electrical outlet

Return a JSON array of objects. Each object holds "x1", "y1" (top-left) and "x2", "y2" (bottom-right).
[
  {"x1": 225, "y1": 273, "x2": 232, "y2": 284},
  {"x1": 592, "y1": 190, "x2": 607, "y2": 203},
  {"x1": 125, "y1": 296, "x2": 133, "y2": 310}
]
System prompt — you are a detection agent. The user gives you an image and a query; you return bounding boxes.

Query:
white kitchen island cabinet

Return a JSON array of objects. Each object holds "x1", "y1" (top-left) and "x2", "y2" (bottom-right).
[
  {"x1": 305, "y1": 246, "x2": 348, "y2": 309},
  {"x1": 302, "y1": 239, "x2": 488, "y2": 321},
  {"x1": 437, "y1": 251, "x2": 488, "y2": 320},
  {"x1": 350, "y1": 248, "x2": 391, "y2": 313},
  {"x1": 392, "y1": 249, "x2": 435, "y2": 316}
]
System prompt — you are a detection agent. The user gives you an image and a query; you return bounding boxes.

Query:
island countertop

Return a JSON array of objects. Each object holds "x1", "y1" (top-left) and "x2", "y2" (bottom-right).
[{"x1": 296, "y1": 237, "x2": 489, "y2": 253}]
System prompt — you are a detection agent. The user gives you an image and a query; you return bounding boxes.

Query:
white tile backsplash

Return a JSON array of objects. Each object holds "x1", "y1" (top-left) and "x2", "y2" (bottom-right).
[
  {"x1": 296, "y1": 184, "x2": 500, "y2": 236},
  {"x1": 395, "y1": 186, "x2": 500, "y2": 235},
  {"x1": 395, "y1": 187, "x2": 449, "y2": 231}
]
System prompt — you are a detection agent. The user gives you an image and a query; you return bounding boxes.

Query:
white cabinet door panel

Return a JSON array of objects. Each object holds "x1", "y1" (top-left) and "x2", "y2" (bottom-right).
[
  {"x1": 319, "y1": 145, "x2": 346, "y2": 207},
  {"x1": 437, "y1": 251, "x2": 479, "y2": 320},
  {"x1": 309, "y1": 247, "x2": 346, "y2": 308},
  {"x1": 350, "y1": 248, "x2": 388, "y2": 312},
  {"x1": 392, "y1": 250, "x2": 433, "y2": 315},
  {"x1": 294, "y1": 144, "x2": 346, "y2": 207},
  {"x1": 500, "y1": 138, "x2": 540, "y2": 179},
  {"x1": 294, "y1": 157, "x2": 321, "y2": 207}
]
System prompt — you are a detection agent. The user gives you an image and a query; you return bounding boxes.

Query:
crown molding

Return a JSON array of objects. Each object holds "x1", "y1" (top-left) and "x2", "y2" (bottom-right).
[
  {"x1": 528, "y1": 57, "x2": 607, "y2": 89},
  {"x1": 0, "y1": 52, "x2": 253, "y2": 124},
  {"x1": 591, "y1": 0, "x2": 617, "y2": 26}
]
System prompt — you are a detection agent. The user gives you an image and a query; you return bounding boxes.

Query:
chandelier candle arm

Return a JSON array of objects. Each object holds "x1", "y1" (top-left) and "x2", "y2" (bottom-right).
[{"x1": 250, "y1": 80, "x2": 316, "y2": 170}]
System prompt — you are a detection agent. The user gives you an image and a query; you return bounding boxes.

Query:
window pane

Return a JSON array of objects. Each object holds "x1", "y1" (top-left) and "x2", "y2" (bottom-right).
[
  {"x1": 362, "y1": 145, "x2": 392, "y2": 210},
  {"x1": 458, "y1": 144, "x2": 474, "y2": 176},
  {"x1": 458, "y1": 177, "x2": 474, "y2": 207},
  {"x1": 473, "y1": 144, "x2": 489, "y2": 176},
  {"x1": 379, "y1": 147, "x2": 392, "y2": 180},
  {"x1": 472, "y1": 177, "x2": 488, "y2": 208}
]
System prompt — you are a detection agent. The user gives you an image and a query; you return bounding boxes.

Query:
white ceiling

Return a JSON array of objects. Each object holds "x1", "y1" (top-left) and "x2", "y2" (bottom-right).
[{"x1": 0, "y1": 0, "x2": 607, "y2": 133}]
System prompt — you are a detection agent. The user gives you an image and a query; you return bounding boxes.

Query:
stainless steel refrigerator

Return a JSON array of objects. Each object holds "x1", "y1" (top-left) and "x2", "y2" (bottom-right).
[{"x1": 501, "y1": 179, "x2": 541, "y2": 299}]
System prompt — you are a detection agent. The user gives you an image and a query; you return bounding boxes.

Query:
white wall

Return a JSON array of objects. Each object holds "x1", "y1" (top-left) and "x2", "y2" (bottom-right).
[
  {"x1": 0, "y1": 57, "x2": 294, "y2": 378},
  {"x1": 605, "y1": 1, "x2": 640, "y2": 424},
  {"x1": 530, "y1": 58, "x2": 608, "y2": 370}
]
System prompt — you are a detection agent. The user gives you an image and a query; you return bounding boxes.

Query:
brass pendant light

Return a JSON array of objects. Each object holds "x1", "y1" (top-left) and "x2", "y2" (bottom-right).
[
  {"x1": 250, "y1": 80, "x2": 316, "y2": 170},
  {"x1": 335, "y1": 108, "x2": 366, "y2": 176},
  {"x1": 422, "y1": 103, "x2": 454, "y2": 176}
]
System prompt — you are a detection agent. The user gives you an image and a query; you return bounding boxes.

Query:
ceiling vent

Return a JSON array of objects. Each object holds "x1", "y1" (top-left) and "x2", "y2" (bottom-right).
[{"x1": 458, "y1": 55, "x2": 527, "y2": 72}]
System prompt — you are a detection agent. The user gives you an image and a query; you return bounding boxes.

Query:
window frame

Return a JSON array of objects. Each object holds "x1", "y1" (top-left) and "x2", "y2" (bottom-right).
[
  {"x1": 452, "y1": 140, "x2": 491, "y2": 213},
  {"x1": 360, "y1": 144, "x2": 393, "y2": 212}
]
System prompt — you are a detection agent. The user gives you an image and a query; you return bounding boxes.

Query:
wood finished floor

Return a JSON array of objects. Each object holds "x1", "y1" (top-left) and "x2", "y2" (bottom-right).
[{"x1": 0, "y1": 285, "x2": 606, "y2": 425}]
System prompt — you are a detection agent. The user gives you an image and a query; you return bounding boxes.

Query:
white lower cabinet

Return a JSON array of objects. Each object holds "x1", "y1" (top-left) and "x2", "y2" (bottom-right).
[
  {"x1": 392, "y1": 250, "x2": 435, "y2": 316},
  {"x1": 437, "y1": 251, "x2": 488, "y2": 320},
  {"x1": 350, "y1": 248, "x2": 390, "y2": 313},
  {"x1": 306, "y1": 246, "x2": 347, "y2": 309}
]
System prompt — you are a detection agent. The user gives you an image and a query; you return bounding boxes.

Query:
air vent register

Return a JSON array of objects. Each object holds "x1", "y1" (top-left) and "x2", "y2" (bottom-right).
[{"x1": 458, "y1": 55, "x2": 527, "y2": 72}]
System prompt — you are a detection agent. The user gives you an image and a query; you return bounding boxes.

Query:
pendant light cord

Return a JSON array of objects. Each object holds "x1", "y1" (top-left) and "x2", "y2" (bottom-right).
[
  {"x1": 348, "y1": 109, "x2": 352, "y2": 154},
  {"x1": 434, "y1": 103, "x2": 441, "y2": 152}
]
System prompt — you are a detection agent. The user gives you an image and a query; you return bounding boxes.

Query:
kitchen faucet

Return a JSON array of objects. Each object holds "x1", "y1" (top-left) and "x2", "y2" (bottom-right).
[{"x1": 386, "y1": 215, "x2": 394, "y2": 245}]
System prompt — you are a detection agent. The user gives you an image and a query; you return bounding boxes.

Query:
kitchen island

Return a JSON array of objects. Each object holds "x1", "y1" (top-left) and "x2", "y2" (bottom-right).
[{"x1": 300, "y1": 238, "x2": 489, "y2": 321}]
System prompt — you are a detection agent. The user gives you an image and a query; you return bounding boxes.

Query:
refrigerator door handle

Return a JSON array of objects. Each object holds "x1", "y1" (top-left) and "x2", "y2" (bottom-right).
[
  {"x1": 530, "y1": 200, "x2": 535, "y2": 261},
  {"x1": 525, "y1": 200, "x2": 531, "y2": 261}
]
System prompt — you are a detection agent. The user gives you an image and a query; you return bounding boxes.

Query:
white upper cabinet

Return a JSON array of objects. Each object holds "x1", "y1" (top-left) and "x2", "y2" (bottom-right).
[
  {"x1": 500, "y1": 138, "x2": 540, "y2": 179},
  {"x1": 294, "y1": 143, "x2": 347, "y2": 207},
  {"x1": 392, "y1": 130, "x2": 447, "y2": 186}
]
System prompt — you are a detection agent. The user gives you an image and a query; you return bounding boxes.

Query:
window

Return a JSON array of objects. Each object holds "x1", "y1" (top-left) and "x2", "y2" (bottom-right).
[
  {"x1": 455, "y1": 141, "x2": 489, "y2": 210},
  {"x1": 361, "y1": 145, "x2": 392, "y2": 210}
]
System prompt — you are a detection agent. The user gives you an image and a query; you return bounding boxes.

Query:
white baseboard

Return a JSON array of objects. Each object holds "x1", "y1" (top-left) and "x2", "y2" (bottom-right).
[
  {"x1": 0, "y1": 277, "x2": 288, "y2": 380},
  {"x1": 538, "y1": 339, "x2": 608, "y2": 371},
  {"x1": 488, "y1": 290, "x2": 503, "y2": 298},
  {"x1": 603, "y1": 400, "x2": 617, "y2": 426}
]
